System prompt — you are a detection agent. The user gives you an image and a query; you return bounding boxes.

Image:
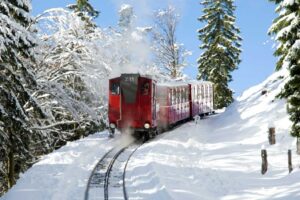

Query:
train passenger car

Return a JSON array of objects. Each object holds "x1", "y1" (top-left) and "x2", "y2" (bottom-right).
[
  {"x1": 108, "y1": 74, "x2": 158, "y2": 139},
  {"x1": 189, "y1": 81, "x2": 214, "y2": 117},
  {"x1": 157, "y1": 83, "x2": 190, "y2": 130}
]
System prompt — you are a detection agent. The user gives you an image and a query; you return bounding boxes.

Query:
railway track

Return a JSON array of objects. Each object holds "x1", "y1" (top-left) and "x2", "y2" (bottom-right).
[{"x1": 84, "y1": 141, "x2": 142, "y2": 200}]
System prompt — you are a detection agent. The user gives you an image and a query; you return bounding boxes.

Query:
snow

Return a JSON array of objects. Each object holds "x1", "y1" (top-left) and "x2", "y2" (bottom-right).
[
  {"x1": 1, "y1": 132, "x2": 116, "y2": 200},
  {"x1": 292, "y1": 39, "x2": 300, "y2": 50},
  {"x1": 125, "y1": 68, "x2": 300, "y2": 200},
  {"x1": 2, "y1": 68, "x2": 300, "y2": 199},
  {"x1": 283, "y1": 0, "x2": 296, "y2": 6}
]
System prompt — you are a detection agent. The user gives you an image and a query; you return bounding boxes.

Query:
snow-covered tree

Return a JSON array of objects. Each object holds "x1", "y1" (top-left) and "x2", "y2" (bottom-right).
[
  {"x1": 107, "y1": 4, "x2": 155, "y2": 77},
  {"x1": 151, "y1": 6, "x2": 191, "y2": 81},
  {"x1": 0, "y1": 0, "x2": 47, "y2": 193},
  {"x1": 268, "y1": 0, "x2": 300, "y2": 150},
  {"x1": 68, "y1": 0, "x2": 99, "y2": 17},
  {"x1": 118, "y1": 4, "x2": 135, "y2": 31},
  {"x1": 34, "y1": 8, "x2": 109, "y2": 148},
  {"x1": 197, "y1": 0, "x2": 242, "y2": 109}
]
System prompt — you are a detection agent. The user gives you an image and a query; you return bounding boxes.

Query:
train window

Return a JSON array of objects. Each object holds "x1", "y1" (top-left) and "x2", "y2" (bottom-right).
[
  {"x1": 180, "y1": 88, "x2": 182, "y2": 103},
  {"x1": 177, "y1": 88, "x2": 181, "y2": 104},
  {"x1": 142, "y1": 82, "x2": 150, "y2": 95},
  {"x1": 177, "y1": 88, "x2": 180, "y2": 104},
  {"x1": 111, "y1": 82, "x2": 120, "y2": 95},
  {"x1": 172, "y1": 89, "x2": 175, "y2": 105},
  {"x1": 186, "y1": 88, "x2": 189, "y2": 101},
  {"x1": 201, "y1": 86, "x2": 205, "y2": 98},
  {"x1": 173, "y1": 89, "x2": 175, "y2": 105}
]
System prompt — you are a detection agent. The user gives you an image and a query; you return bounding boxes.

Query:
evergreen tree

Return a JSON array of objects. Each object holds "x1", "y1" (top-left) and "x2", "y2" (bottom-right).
[
  {"x1": 0, "y1": 0, "x2": 46, "y2": 193},
  {"x1": 197, "y1": 0, "x2": 242, "y2": 108},
  {"x1": 68, "y1": 0, "x2": 99, "y2": 18},
  {"x1": 268, "y1": 0, "x2": 300, "y2": 150}
]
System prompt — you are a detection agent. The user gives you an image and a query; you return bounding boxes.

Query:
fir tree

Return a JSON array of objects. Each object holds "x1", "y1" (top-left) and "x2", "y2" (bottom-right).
[
  {"x1": 68, "y1": 0, "x2": 99, "y2": 18},
  {"x1": 197, "y1": 0, "x2": 242, "y2": 108},
  {"x1": 0, "y1": 0, "x2": 46, "y2": 193},
  {"x1": 268, "y1": 0, "x2": 300, "y2": 150}
]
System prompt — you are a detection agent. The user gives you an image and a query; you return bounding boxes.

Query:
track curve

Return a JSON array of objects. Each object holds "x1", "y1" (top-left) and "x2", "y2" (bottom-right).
[{"x1": 84, "y1": 142, "x2": 141, "y2": 200}]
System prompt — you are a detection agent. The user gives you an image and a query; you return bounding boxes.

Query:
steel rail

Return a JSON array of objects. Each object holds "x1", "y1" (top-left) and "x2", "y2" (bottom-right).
[
  {"x1": 84, "y1": 147, "x2": 115, "y2": 200},
  {"x1": 122, "y1": 144, "x2": 142, "y2": 200},
  {"x1": 103, "y1": 146, "x2": 128, "y2": 200}
]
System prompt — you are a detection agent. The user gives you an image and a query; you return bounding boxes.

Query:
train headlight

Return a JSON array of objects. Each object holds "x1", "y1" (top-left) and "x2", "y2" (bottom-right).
[
  {"x1": 110, "y1": 123, "x2": 116, "y2": 129},
  {"x1": 144, "y1": 123, "x2": 150, "y2": 129}
]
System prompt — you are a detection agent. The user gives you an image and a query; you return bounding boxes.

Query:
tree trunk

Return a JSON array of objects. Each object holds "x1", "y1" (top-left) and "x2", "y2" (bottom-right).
[
  {"x1": 8, "y1": 129, "x2": 15, "y2": 188},
  {"x1": 7, "y1": 149, "x2": 15, "y2": 188}
]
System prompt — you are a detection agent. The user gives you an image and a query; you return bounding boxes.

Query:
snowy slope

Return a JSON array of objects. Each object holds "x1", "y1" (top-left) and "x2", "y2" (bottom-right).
[
  {"x1": 125, "y1": 68, "x2": 300, "y2": 200},
  {"x1": 3, "y1": 68, "x2": 300, "y2": 200},
  {"x1": 1, "y1": 132, "x2": 116, "y2": 200}
]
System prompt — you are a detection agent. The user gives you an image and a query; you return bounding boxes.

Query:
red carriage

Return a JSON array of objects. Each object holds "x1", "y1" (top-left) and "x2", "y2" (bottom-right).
[{"x1": 108, "y1": 73, "x2": 214, "y2": 140}]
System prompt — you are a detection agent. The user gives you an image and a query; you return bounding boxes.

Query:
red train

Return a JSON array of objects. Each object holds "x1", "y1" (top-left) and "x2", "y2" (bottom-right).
[{"x1": 108, "y1": 74, "x2": 214, "y2": 140}]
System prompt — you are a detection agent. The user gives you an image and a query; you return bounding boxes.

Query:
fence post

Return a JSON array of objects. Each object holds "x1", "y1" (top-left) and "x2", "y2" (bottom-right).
[
  {"x1": 297, "y1": 137, "x2": 300, "y2": 155},
  {"x1": 261, "y1": 149, "x2": 268, "y2": 175},
  {"x1": 288, "y1": 149, "x2": 293, "y2": 173},
  {"x1": 268, "y1": 127, "x2": 276, "y2": 145}
]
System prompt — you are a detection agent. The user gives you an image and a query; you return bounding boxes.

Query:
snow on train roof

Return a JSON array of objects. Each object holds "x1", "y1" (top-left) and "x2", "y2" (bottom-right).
[
  {"x1": 187, "y1": 80, "x2": 213, "y2": 85},
  {"x1": 158, "y1": 81, "x2": 188, "y2": 87},
  {"x1": 158, "y1": 80, "x2": 212, "y2": 87}
]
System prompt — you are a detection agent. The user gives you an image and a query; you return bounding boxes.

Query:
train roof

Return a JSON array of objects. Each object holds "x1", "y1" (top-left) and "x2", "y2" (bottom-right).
[
  {"x1": 157, "y1": 80, "x2": 213, "y2": 87},
  {"x1": 109, "y1": 73, "x2": 153, "y2": 80},
  {"x1": 157, "y1": 82, "x2": 188, "y2": 87},
  {"x1": 187, "y1": 80, "x2": 213, "y2": 85}
]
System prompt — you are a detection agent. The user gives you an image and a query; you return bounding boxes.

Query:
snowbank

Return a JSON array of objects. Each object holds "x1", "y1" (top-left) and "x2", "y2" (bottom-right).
[
  {"x1": 2, "y1": 131, "x2": 116, "y2": 200},
  {"x1": 125, "y1": 68, "x2": 300, "y2": 199}
]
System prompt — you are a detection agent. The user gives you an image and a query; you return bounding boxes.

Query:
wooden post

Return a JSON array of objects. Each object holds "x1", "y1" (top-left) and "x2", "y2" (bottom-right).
[
  {"x1": 268, "y1": 127, "x2": 276, "y2": 145},
  {"x1": 261, "y1": 149, "x2": 268, "y2": 175},
  {"x1": 288, "y1": 149, "x2": 293, "y2": 173},
  {"x1": 297, "y1": 137, "x2": 300, "y2": 155}
]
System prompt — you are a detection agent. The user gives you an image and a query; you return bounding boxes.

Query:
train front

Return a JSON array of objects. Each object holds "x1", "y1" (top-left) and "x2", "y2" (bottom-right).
[{"x1": 108, "y1": 74, "x2": 157, "y2": 139}]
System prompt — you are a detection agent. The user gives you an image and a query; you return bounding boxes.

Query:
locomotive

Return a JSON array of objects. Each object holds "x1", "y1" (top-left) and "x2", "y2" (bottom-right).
[{"x1": 108, "y1": 73, "x2": 214, "y2": 140}]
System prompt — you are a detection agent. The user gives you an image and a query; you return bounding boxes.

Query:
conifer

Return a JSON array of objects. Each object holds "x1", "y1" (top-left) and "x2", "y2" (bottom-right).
[
  {"x1": 0, "y1": 0, "x2": 45, "y2": 191},
  {"x1": 197, "y1": 0, "x2": 242, "y2": 108},
  {"x1": 268, "y1": 0, "x2": 300, "y2": 142}
]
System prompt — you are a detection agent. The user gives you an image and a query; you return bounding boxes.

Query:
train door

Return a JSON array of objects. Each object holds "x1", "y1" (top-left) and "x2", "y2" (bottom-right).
[
  {"x1": 119, "y1": 74, "x2": 140, "y2": 128},
  {"x1": 108, "y1": 79, "x2": 121, "y2": 127},
  {"x1": 152, "y1": 82, "x2": 157, "y2": 126}
]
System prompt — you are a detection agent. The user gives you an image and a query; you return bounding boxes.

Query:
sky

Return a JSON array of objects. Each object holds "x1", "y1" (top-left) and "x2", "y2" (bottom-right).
[{"x1": 31, "y1": 0, "x2": 278, "y2": 97}]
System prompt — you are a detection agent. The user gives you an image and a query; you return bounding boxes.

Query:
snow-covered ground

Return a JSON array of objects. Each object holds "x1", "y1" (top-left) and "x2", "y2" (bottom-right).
[{"x1": 3, "y1": 68, "x2": 300, "y2": 200}]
